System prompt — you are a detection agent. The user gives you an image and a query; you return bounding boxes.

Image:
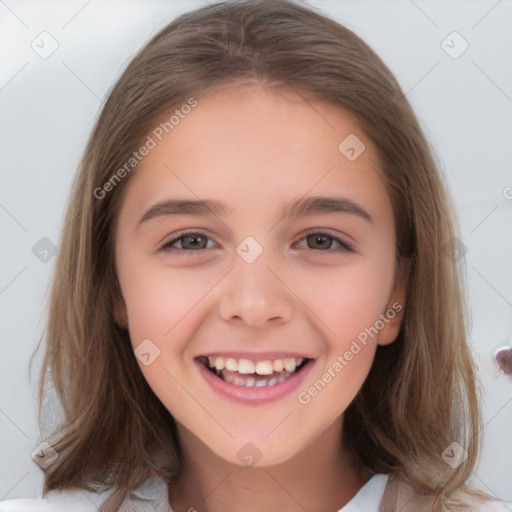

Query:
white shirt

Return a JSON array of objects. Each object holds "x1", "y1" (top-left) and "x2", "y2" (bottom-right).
[{"x1": 1, "y1": 474, "x2": 510, "y2": 511}]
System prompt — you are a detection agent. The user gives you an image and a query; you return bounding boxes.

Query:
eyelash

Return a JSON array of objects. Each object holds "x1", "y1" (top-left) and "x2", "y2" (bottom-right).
[{"x1": 159, "y1": 230, "x2": 355, "y2": 254}]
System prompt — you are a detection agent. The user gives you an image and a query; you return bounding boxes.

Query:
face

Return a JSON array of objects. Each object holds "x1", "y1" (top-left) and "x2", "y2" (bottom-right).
[{"x1": 114, "y1": 84, "x2": 405, "y2": 467}]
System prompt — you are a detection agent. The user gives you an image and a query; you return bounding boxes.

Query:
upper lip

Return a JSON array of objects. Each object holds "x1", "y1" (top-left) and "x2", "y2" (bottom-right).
[{"x1": 196, "y1": 351, "x2": 313, "y2": 362}]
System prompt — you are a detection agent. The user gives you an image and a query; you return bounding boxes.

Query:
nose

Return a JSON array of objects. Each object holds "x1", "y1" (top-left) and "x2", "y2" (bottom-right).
[{"x1": 218, "y1": 253, "x2": 295, "y2": 328}]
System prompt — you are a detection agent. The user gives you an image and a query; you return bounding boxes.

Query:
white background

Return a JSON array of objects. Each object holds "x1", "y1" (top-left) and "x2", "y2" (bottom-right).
[{"x1": 1, "y1": 0, "x2": 511, "y2": 503}]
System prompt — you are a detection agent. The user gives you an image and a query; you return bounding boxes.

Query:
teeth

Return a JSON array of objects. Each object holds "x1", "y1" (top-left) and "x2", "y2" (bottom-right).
[
  {"x1": 221, "y1": 372, "x2": 290, "y2": 387},
  {"x1": 273, "y1": 359, "x2": 284, "y2": 372},
  {"x1": 204, "y1": 356, "x2": 306, "y2": 375},
  {"x1": 255, "y1": 361, "x2": 273, "y2": 375},
  {"x1": 284, "y1": 358, "x2": 297, "y2": 372},
  {"x1": 238, "y1": 359, "x2": 256, "y2": 374},
  {"x1": 213, "y1": 357, "x2": 225, "y2": 371},
  {"x1": 225, "y1": 357, "x2": 238, "y2": 371},
  {"x1": 244, "y1": 377, "x2": 255, "y2": 387}
]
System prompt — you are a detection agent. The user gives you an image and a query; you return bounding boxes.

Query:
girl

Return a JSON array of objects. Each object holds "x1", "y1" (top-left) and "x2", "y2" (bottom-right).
[{"x1": 1, "y1": 0, "x2": 510, "y2": 511}]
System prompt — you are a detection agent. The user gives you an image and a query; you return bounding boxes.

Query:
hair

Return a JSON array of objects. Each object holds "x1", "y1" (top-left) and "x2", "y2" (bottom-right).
[{"x1": 32, "y1": 0, "x2": 495, "y2": 510}]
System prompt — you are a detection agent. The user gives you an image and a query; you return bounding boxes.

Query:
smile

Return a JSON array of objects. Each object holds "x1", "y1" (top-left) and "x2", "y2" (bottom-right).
[{"x1": 196, "y1": 354, "x2": 314, "y2": 404}]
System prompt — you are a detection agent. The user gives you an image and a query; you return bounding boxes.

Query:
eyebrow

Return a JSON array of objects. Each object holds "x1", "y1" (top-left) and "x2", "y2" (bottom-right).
[{"x1": 137, "y1": 195, "x2": 373, "y2": 226}]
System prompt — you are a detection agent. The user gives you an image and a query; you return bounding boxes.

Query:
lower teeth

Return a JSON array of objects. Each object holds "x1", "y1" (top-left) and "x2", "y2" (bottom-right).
[{"x1": 221, "y1": 372, "x2": 291, "y2": 387}]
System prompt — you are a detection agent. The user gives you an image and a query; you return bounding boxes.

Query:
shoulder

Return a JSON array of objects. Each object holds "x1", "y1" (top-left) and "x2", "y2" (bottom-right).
[
  {"x1": 442, "y1": 484, "x2": 512, "y2": 512},
  {"x1": 452, "y1": 494, "x2": 512, "y2": 512},
  {"x1": 114, "y1": 476, "x2": 170, "y2": 511},
  {"x1": 384, "y1": 475, "x2": 512, "y2": 512},
  {"x1": 482, "y1": 501, "x2": 512, "y2": 511},
  {"x1": 0, "y1": 496, "x2": 97, "y2": 511},
  {"x1": 0, "y1": 476, "x2": 170, "y2": 512},
  {"x1": 0, "y1": 488, "x2": 111, "y2": 512},
  {"x1": 453, "y1": 497, "x2": 512, "y2": 511}
]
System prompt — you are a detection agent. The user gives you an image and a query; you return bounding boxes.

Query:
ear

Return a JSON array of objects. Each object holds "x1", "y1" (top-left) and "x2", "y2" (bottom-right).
[
  {"x1": 377, "y1": 258, "x2": 409, "y2": 346},
  {"x1": 113, "y1": 293, "x2": 129, "y2": 329}
]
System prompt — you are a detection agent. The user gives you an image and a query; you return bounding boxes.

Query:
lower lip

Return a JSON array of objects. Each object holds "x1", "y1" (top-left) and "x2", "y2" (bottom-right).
[{"x1": 196, "y1": 359, "x2": 315, "y2": 405}]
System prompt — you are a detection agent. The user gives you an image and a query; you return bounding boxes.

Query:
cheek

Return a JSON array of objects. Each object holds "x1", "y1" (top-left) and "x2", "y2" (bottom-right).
[
  {"x1": 119, "y1": 259, "x2": 217, "y2": 350},
  {"x1": 311, "y1": 345, "x2": 376, "y2": 427},
  {"x1": 119, "y1": 263, "x2": 213, "y2": 417},
  {"x1": 299, "y1": 255, "x2": 395, "y2": 343}
]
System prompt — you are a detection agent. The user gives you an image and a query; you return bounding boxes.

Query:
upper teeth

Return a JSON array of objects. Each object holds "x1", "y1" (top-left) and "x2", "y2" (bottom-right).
[{"x1": 207, "y1": 356, "x2": 304, "y2": 375}]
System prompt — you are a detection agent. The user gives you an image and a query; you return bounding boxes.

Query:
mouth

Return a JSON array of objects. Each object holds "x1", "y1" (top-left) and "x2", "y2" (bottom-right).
[
  {"x1": 195, "y1": 354, "x2": 313, "y2": 402},
  {"x1": 197, "y1": 355, "x2": 311, "y2": 387}
]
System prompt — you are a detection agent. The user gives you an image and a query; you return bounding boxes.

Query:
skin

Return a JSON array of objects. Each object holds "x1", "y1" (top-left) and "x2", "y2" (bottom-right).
[{"x1": 114, "y1": 83, "x2": 405, "y2": 512}]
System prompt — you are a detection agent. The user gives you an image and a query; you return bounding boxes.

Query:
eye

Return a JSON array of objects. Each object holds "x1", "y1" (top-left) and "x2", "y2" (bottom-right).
[
  {"x1": 292, "y1": 232, "x2": 354, "y2": 252},
  {"x1": 159, "y1": 230, "x2": 354, "y2": 254},
  {"x1": 160, "y1": 231, "x2": 214, "y2": 252}
]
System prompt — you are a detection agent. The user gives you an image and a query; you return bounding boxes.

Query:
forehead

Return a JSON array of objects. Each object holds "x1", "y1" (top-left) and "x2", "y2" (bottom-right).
[
  {"x1": 155, "y1": 84, "x2": 376, "y2": 169},
  {"x1": 118, "y1": 84, "x2": 391, "y2": 227}
]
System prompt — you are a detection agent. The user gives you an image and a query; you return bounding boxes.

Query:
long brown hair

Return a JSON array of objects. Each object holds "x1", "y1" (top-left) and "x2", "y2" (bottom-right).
[{"x1": 33, "y1": 0, "x2": 493, "y2": 509}]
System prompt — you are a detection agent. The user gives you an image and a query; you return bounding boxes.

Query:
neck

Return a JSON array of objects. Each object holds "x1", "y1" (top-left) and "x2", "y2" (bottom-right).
[{"x1": 168, "y1": 417, "x2": 370, "y2": 512}]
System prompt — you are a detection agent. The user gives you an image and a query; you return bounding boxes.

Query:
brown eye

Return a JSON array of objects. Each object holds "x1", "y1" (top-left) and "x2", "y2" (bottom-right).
[
  {"x1": 161, "y1": 232, "x2": 212, "y2": 252},
  {"x1": 307, "y1": 234, "x2": 334, "y2": 250},
  {"x1": 293, "y1": 232, "x2": 354, "y2": 252}
]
